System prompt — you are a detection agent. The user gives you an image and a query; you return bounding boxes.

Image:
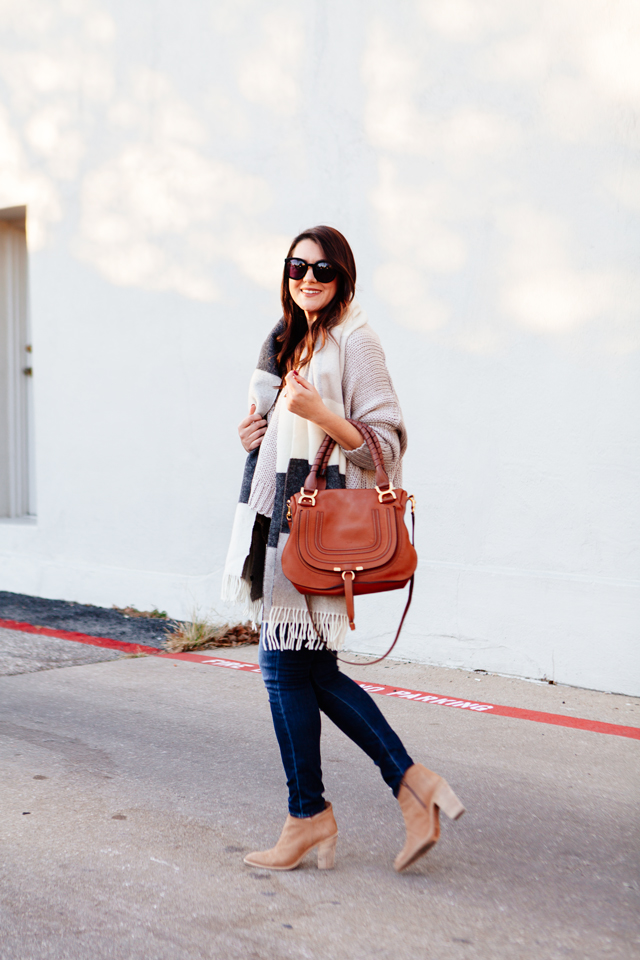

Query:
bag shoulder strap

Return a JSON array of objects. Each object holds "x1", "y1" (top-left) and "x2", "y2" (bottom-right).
[{"x1": 304, "y1": 504, "x2": 416, "y2": 666}]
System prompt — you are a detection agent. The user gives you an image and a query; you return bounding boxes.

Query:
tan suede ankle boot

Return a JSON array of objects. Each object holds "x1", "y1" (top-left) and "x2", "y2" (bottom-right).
[
  {"x1": 394, "y1": 764, "x2": 465, "y2": 872},
  {"x1": 244, "y1": 802, "x2": 338, "y2": 871}
]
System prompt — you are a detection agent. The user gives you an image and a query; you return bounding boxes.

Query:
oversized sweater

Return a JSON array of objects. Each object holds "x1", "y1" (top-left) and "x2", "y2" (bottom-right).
[
  {"x1": 248, "y1": 325, "x2": 407, "y2": 519},
  {"x1": 222, "y1": 310, "x2": 407, "y2": 649}
]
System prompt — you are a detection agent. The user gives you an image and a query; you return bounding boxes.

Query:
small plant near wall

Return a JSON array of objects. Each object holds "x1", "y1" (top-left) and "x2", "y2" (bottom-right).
[
  {"x1": 113, "y1": 605, "x2": 168, "y2": 619},
  {"x1": 163, "y1": 611, "x2": 259, "y2": 653}
]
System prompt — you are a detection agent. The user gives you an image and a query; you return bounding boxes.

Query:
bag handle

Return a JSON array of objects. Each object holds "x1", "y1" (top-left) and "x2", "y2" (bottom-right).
[
  {"x1": 304, "y1": 433, "x2": 335, "y2": 492},
  {"x1": 303, "y1": 420, "x2": 391, "y2": 493}
]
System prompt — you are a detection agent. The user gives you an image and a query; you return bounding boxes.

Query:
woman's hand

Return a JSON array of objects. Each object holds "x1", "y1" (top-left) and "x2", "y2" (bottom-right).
[
  {"x1": 282, "y1": 370, "x2": 326, "y2": 421},
  {"x1": 238, "y1": 404, "x2": 267, "y2": 452},
  {"x1": 283, "y1": 370, "x2": 363, "y2": 451}
]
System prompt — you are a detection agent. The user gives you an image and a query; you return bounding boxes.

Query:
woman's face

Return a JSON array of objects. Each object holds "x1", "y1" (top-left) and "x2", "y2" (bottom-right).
[{"x1": 288, "y1": 238, "x2": 338, "y2": 322}]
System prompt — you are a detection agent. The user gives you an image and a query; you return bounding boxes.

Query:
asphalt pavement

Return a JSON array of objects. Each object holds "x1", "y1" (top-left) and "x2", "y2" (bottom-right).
[
  {"x1": 0, "y1": 590, "x2": 170, "y2": 648},
  {"x1": 0, "y1": 625, "x2": 638, "y2": 960}
]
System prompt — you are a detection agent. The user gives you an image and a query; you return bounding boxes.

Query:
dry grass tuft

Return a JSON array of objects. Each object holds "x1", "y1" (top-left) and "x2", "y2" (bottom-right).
[
  {"x1": 113, "y1": 605, "x2": 167, "y2": 619},
  {"x1": 163, "y1": 614, "x2": 259, "y2": 653}
]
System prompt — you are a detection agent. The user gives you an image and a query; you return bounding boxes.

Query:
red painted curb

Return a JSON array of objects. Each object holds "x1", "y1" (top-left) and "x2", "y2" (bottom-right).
[
  {"x1": 156, "y1": 652, "x2": 262, "y2": 671},
  {"x1": 354, "y1": 681, "x2": 640, "y2": 740},
  {"x1": 2, "y1": 618, "x2": 638, "y2": 741},
  {"x1": 0, "y1": 618, "x2": 163, "y2": 655}
]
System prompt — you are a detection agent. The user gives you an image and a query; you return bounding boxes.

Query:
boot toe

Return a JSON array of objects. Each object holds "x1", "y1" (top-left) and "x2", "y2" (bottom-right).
[{"x1": 394, "y1": 837, "x2": 437, "y2": 872}]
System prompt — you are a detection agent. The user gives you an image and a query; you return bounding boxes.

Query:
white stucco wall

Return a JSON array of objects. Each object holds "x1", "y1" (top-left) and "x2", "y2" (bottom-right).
[{"x1": 0, "y1": 0, "x2": 638, "y2": 694}]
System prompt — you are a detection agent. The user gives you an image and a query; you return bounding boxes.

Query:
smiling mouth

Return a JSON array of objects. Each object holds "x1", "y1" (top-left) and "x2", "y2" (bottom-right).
[{"x1": 301, "y1": 288, "x2": 322, "y2": 295}]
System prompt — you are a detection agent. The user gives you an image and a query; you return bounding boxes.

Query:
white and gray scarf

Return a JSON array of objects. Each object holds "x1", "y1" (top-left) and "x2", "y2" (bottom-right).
[{"x1": 221, "y1": 302, "x2": 369, "y2": 650}]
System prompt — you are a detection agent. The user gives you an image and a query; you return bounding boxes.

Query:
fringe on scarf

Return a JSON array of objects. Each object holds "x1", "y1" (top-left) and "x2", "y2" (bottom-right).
[
  {"x1": 220, "y1": 573, "x2": 262, "y2": 627},
  {"x1": 263, "y1": 606, "x2": 349, "y2": 651}
]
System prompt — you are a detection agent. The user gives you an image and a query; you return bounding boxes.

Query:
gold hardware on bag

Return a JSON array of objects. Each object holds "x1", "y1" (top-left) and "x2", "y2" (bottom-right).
[
  {"x1": 286, "y1": 499, "x2": 292, "y2": 521},
  {"x1": 376, "y1": 483, "x2": 397, "y2": 503},
  {"x1": 355, "y1": 565, "x2": 363, "y2": 571},
  {"x1": 408, "y1": 495, "x2": 416, "y2": 514},
  {"x1": 298, "y1": 488, "x2": 318, "y2": 506},
  {"x1": 341, "y1": 570, "x2": 355, "y2": 581},
  {"x1": 333, "y1": 566, "x2": 341, "y2": 572}
]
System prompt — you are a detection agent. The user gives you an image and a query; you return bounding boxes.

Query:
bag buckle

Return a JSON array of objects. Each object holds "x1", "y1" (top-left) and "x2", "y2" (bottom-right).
[
  {"x1": 376, "y1": 483, "x2": 397, "y2": 503},
  {"x1": 298, "y1": 487, "x2": 318, "y2": 506}
]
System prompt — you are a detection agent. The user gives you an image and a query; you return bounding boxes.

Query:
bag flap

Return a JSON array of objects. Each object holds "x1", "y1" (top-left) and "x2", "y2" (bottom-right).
[{"x1": 292, "y1": 488, "x2": 399, "y2": 572}]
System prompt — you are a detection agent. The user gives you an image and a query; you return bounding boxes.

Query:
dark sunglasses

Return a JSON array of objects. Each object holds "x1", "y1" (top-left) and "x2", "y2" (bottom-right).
[{"x1": 284, "y1": 257, "x2": 337, "y2": 283}]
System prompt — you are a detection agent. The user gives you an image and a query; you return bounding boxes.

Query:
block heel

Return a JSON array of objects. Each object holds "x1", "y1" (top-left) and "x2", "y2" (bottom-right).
[
  {"x1": 433, "y1": 780, "x2": 466, "y2": 820},
  {"x1": 317, "y1": 834, "x2": 338, "y2": 870}
]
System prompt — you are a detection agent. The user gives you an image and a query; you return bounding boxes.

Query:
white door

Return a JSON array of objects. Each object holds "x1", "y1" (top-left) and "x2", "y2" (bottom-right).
[{"x1": 0, "y1": 212, "x2": 34, "y2": 517}]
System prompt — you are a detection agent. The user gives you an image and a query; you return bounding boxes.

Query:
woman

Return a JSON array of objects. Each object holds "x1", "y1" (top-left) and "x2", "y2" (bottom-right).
[{"x1": 222, "y1": 225, "x2": 464, "y2": 873}]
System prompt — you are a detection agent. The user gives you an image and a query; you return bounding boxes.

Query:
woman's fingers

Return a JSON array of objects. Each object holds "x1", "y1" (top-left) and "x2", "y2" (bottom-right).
[
  {"x1": 239, "y1": 411, "x2": 266, "y2": 432},
  {"x1": 241, "y1": 436, "x2": 263, "y2": 452},
  {"x1": 247, "y1": 423, "x2": 267, "y2": 440},
  {"x1": 283, "y1": 370, "x2": 311, "y2": 409},
  {"x1": 239, "y1": 411, "x2": 264, "y2": 430},
  {"x1": 285, "y1": 370, "x2": 308, "y2": 392},
  {"x1": 239, "y1": 418, "x2": 267, "y2": 452},
  {"x1": 247, "y1": 431, "x2": 266, "y2": 451},
  {"x1": 282, "y1": 370, "x2": 325, "y2": 421},
  {"x1": 238, "y1": 403, "x2": 267, "y2": 452}
]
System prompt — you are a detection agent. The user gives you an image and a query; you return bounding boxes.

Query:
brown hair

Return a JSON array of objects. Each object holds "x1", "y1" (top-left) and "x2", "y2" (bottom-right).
[{"x1": 276, "y1": 225, "x2": 356, "y2": 374}]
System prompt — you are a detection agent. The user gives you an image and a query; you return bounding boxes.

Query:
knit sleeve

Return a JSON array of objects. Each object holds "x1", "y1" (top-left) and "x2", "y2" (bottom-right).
[{"x1": 341, "y1": 326, "x2": 407, "y2": 479}]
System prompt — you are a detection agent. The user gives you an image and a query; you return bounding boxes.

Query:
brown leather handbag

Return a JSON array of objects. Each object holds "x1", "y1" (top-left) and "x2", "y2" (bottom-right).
[{"x1": 281, "y1": 420, "x2": 417, "y2": 664}]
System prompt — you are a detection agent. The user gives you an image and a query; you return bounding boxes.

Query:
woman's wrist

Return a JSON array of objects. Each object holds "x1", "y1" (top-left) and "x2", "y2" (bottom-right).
[{"x1": 313, "y1": 406, "x2": 363, "y2": 451}]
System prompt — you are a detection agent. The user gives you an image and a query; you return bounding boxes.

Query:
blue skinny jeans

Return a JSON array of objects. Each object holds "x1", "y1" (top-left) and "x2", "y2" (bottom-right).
[{"x1": 258, "y1": 630, "x2": 414, "y2": 818}]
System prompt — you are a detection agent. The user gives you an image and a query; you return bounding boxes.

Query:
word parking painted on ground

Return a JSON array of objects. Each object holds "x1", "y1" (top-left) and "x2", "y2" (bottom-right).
[
  {"x1": 2, "y1": 619, "x2": 639, "y2": 741},
  {"x1": 358, "y1": 682, "x2": 492, "y2": 711}
]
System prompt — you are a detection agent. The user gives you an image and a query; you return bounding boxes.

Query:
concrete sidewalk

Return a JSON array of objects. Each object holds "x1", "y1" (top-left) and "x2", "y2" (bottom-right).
[{"x1": 0, "y1": 634, "x2": 638, "y2": 960}]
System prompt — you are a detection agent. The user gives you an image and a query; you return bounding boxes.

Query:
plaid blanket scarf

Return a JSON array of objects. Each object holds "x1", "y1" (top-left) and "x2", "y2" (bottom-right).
[{"x1": 221, "y1": 302, "x2": 369, "y2": 650}]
